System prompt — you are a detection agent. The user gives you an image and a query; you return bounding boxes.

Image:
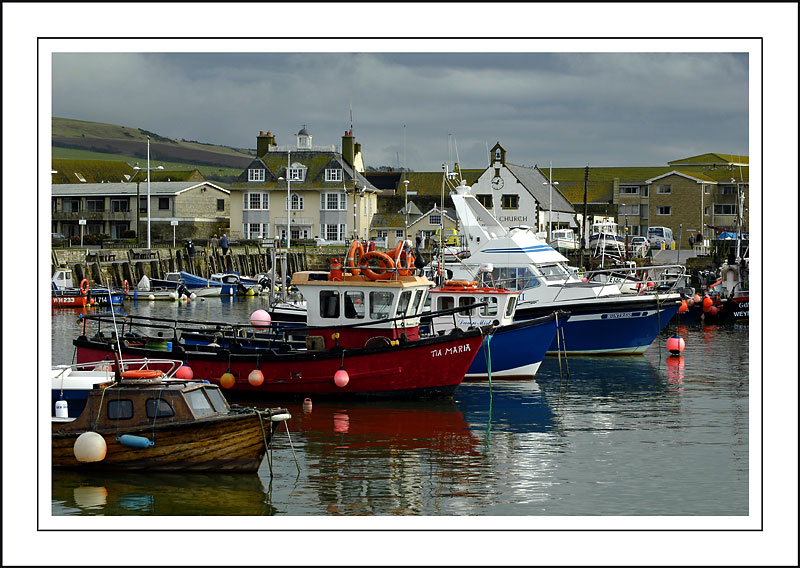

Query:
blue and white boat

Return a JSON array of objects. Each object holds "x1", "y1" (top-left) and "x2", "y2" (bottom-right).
[
  {"x1": 440, "y1": 177, "x2": 681, "y2": 355},
  {"x1": 424, "y1": 280, "x2": 567, "y2": 379},
  {"x1": 209, "y1": 271, "x2": 265, "y2": 296}
]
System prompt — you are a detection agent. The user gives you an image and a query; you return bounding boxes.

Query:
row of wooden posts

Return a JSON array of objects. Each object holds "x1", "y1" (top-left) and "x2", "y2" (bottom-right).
[{"x1": 52, "y1": 245, "x2": 313, "y2": 288}]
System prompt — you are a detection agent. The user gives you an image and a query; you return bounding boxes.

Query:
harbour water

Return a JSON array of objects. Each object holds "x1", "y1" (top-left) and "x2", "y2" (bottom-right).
[{"x1": 48, "y1": 297, "x2": 750, "y2": 520}]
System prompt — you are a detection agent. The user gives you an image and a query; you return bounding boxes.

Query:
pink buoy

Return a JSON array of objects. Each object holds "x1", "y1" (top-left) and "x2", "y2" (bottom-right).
[
  {"x1": 248, "y1": 368, "x2": 264, "y2": 387},
  {"x1": 249, "y1": 309, "x2": 271, "y2": 328},
  {"x1": 175, "y1": 363, "x2": 193, "y2": 380},
  {"x1": 666, "y1": 335, "x2": 685, "y2": 355},
  {"x1": 303, "y1": 397, "x2": 312, "y2": 411},
  {"x1": 334, "y1": 367, "x2": 349, "y2": 388}
]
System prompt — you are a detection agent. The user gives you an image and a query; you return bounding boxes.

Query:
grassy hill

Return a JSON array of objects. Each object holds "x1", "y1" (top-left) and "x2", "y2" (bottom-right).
[{"x1": 52, "y1": 117, "x2": 255, "y2": 183}]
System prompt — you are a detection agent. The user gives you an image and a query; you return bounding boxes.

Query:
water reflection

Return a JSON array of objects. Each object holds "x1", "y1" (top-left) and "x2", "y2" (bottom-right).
[{"x1": 53, "y1": 470, "x2": 277, "y2": 515}]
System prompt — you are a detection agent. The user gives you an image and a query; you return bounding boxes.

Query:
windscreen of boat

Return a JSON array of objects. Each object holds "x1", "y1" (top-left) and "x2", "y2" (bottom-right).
[
  {"x1": 537, "y1": 263, "x2": 571, "y2": 282},
  {"x1": 369, "y1": 291, "x2": 394, "y2": 320},
  {"x1": 396, "y1": 290, "x2": 413, "y2": 316},
  {"x1": 480, "y1": 296, "x2": 498, "y2": 316},
  {"x1": 201, "y1": 386, "x2": 227, "y2": 413},
  {"x1": 410, "y1": 289, "x2": 425, "y2": 315},
  {"x1": 490, "y1": 266, "x2": 540, "y2": 291},
  {"x1": 184, "y1": 387, "x2": 216, "y2": 417}
]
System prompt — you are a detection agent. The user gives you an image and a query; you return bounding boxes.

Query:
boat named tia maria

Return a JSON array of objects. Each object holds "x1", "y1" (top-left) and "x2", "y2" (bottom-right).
[{"x1": 73, "y1": 246, "x2": 485, "y2": 399}]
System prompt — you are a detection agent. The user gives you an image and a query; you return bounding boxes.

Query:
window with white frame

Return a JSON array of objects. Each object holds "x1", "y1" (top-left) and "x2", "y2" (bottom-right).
[
  {"x1": 248, "y1": 168, "x2": 265, "y2": 182},
  {"x1": 285, "y1": 194, "x2": 304, "y2": 211},
  {"x1": 429, "y1": 213, "x2": 441, "y2": 225},
  {"x1": 619, "y1": 204, "x2": 639, "y2": 215},
  {"x1": 721, "y1": 185, "x2": 737, "y2": 195},
  {"x1": 620, "y1": 186, "x2": 639, "y2": 194},
  {"x1": 322, "y1": 192, "x2": 346, "y2": 210},
  {"x1": 246, "y1": 223, "x2": 267, "y2": 239},
  {"x1": 246, "y1": 192, "x2": 268, "y2": 210},
  {"x1": 325, "y1": 168, "x2": 343, "y2": 182},
  {"x1": 322, "y1": 223, "x2": 343, "y2": 241},
  {"x1": 288, "y1": 167, "x2": 305, "y2": 182},
  {"x1": 656, "y1": 206, "x2": 671, "y2": 215},
  {"x1": 376, "y1": 229, "x2": 388, "y2": 239},
  {"x1": 656, "y1": 184, "x2": 672, "y2": 194},
  {"x1": 395, "y1": 229, "x2": 404, "y2": 239},
  {"x1": 704, "y1": 206, "x2": 710, "y2": 216},
  {"x1": 714, "y1": 204, "x2": 736, "y2": 215},
  {"x1": 704, "y1": 185, "x2": 711, "y2": 194}
]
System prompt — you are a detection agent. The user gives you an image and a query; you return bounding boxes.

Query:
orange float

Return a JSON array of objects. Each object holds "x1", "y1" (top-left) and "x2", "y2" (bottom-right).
[
  {"x1": 346, "y1": 241, "x2": 364, "y2": 275},
  {"x1": 359, "y1": 251, "x2": 395, "y2": 280}
]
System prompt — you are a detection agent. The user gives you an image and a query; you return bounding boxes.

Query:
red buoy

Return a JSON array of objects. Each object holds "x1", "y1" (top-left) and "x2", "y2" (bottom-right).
[
  {"x1": 666, "y1": 335, "x2": 685, "y2": 355},
  {"x1": 678, "y1": 299, "x2": 688, "y2": 313},
  {"x1": 334, "y1": 367, "x2": 349, "y2": 387}
]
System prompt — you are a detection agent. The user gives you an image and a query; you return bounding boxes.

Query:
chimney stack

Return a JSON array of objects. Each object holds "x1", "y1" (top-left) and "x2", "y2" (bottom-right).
[
  {"x1": 256, "y1": 131, "x2": 276, "y2": 157},
  {"x1": 341, "y1": 130, "x2": 355, "y2": 167}
]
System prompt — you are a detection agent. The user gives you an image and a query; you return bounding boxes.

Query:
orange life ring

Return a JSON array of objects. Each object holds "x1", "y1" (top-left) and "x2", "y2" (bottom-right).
[
  {"x1": 346, "y1": 240, "x2": 365, "y2": 276},
  {"x1": 79, "y1": 279, "x2": 90, "y2": 295},
  {"x1": 123, "y1": 280, "x2": 130, "y2": 294},
  {"x1": 391, "y1": 241, "x2": 414, "y2": 276},
  {"x1": 443, "y1": 280, "x2": 476, "y2": 288},
  {"x1": 359, "y1": 251, "x2": 395, "y2": 280},
  {"x1": 120, "y1": 369, "x2": 163, "y2": 379}
]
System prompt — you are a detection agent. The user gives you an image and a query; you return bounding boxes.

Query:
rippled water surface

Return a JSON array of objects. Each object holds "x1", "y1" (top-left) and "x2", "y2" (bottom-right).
[{"x1": 50, "y1": 298, "x2": 750, "y2": 517}]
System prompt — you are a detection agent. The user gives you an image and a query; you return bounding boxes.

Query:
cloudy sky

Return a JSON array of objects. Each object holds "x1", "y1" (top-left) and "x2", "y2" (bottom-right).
[{"x1": 51, "y1": 49, "x2": 750, "y2": 171}]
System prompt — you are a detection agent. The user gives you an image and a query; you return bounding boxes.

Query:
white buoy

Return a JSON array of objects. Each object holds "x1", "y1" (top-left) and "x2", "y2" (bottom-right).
[
  {"x1": 190, "y1": 292, "x2": 197, "y2": 300},
  {"x1": 73, "y1": 431, "x2": 107, "y2": 462},
  {"x1": 148, "y1": 294, "x2": 155, "y2": 300},
  {"x1": 55, "y1": 399, "x2": 69, "y2": 418}
]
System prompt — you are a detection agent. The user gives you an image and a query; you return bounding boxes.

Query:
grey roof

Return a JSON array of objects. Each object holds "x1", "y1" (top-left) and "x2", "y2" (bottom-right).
[
  {"x1": 506, "y1": 163, "x2": 575, "y2": 213},
  {"x1": 298, "y1": 125, "x2": 310, "y2": 136},
  {"x1": 51, "y1": 181, "x2": 229, "y2": 197}
]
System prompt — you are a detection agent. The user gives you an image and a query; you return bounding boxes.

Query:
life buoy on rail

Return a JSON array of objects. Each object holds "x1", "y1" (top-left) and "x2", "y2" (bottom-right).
[
  {"x1": 346, "y1": 240, "x2": 365, "y2": 276},
  {"x1": 120, "y1": 369, "x2": 164, "y2": 380},
  {"x1": 443, "y1": 280, "x2": 477, "y2": 289},
  {"x1": 359, "y1": 251, "x2": 395, "y2": 281},
  {"x1": 79, "y1": 279, "x2": 90, "y2": 295},
  {"x1": 123, "y1": 280, "x2": 130, "y2": 295},
  {"x1": 391, "y1": 241, "x2": 414, "y2": 276}
]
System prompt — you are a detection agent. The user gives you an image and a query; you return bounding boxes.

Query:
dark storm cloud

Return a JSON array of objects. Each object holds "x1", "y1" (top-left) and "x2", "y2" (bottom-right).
[{"x1": 52, "y1": 51, "x2": 749, "y2": 170}]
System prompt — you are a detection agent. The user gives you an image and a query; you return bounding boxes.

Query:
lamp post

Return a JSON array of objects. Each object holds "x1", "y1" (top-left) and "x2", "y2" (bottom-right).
[
  {"x1": 286, "y1": 150, "x2": 291, "y2": 249},
  {"x1": 543, "y1": 161, "x2": 559, "y2": 241},
  {"x1": 133, "y1": 137, "x2": 164, "y2": 249}
]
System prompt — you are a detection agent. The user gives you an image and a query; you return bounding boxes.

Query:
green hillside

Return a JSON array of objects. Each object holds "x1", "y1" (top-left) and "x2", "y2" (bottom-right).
[{"x1": 52, "y1": 117, "x2": 255, "y2": 183}]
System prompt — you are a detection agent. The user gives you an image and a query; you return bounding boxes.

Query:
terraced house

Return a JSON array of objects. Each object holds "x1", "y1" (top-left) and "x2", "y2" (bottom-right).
[
  {"x1": 228, "y1": 127, "x2": 379, "y2": 244},
  {"x1": 552, "y1": 153, "x2": 749, "y2": 247},
  {"x1": 51, "y1": 160, "x2": 229, "y2": 240}
]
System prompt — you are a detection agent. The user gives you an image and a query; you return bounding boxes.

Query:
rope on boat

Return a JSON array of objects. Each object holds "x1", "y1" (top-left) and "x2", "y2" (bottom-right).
[
  {"x1": 256, "y1": 409, "x2": 273, "y2": 478},
  {"x1": 560, "y1": 324, "x2": 571, "y2": 384},
  {"x1": 555, "y1": 312, "x2": 564, "y2": 387}
]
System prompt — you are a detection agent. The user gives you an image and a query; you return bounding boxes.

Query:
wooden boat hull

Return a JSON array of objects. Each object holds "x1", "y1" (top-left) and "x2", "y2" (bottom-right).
[
  {"x1": 52, "y1": 411, "x2": 278, "y2": 472},
  {"x1": 74, "y1": 329, "x2": 484, "y2": 399}
]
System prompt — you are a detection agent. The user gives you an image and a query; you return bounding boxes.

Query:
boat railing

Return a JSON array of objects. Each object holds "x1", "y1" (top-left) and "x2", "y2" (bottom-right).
[
  {"x1": 584, "y1": 263, "x2": 688, "y2": 293},
  {"x1": 61, "y1": 358, "x2": 184, "y2": 377}
]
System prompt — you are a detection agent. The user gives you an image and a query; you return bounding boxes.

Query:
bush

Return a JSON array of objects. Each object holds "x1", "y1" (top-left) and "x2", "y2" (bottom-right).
[{"x1": 83, "y1": 233, "x2": 110, "y2": 246}]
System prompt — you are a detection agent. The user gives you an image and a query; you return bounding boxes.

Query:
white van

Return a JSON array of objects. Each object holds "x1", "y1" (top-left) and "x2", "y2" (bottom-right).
[{"x1": 647, "y1": 226, "x2": 674, "y2": 248}]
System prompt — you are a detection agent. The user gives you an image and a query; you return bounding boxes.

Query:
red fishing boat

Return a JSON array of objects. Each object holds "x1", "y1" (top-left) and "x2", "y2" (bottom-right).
[{"x1": 74, "y1": 242, "x2": 485, "y2": 399}]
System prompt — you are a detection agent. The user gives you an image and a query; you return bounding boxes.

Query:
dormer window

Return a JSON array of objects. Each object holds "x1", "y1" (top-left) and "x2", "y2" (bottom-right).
[
  {"x1": 248, "y1": 168, "x2": 265, "y2": 182},
  {"x1": 288, "y1": 164, "x2": 306, "y2": 182},
  {"x1": 495, "y1": 149, "x2": 501, "y2": 161},
  {"x1": 325, "y1": 168, "x2": 343, "y2": 182}
]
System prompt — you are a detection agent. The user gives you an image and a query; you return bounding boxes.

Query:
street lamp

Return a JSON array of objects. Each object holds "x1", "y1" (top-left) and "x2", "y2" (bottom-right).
[
  {"x1": 543, "y1": 161, "x2": 559, "y2": 242},
  {"x1": 133, "y1": 137, "x2": 164, "y2": 249}
]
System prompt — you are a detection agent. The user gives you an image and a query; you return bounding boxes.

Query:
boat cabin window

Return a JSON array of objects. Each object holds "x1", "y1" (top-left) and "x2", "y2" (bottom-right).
[
  {"x1": 165, "y1": 273, "x2": 180, "y2": 282},
  {"x1": 369, "y1": 291, "x2": 394, "y2": 320},
  {"x1": 437, "y1": 296, "x2": 454, "y2": 311},
  {"x1": 505, "y1": 296, "x2": 517, "y2": 317},
  {"x1": 410, "y1": 290, "x2": 424, "y2": 315},
  {"x1": 396, "y1": 290, "x2": 413, "y2": 316},
  {"x1": 107, "y1": 399, "x2": 133, "y2": 420},
  {"x1": 146, "y1": 398, "x2": 175, "y2": 418},
  {"x1": 458, "y1": 296, "x2": 476, "y2": 316},
  {"x1": 205, "y1": 387, "x2": 229, "y2": 413},
  {"x1": 184, "y1": 388, "x2": 215, "y2": 418},
  {"x1": 344, "y1": 291, "x2": 365, "y2": 319},
  {"x1": 320, "y1": 290, "x2": 340, "y2": 318},
  {"x1": 480, "y1": 296, "x2": 498, "y2": 316},
  {"x1": 491, "y1": 266, "x2": 539, "y2": 290},
  {"x1": 538, "y1": 264, "x2": 569, "y2": 282}
]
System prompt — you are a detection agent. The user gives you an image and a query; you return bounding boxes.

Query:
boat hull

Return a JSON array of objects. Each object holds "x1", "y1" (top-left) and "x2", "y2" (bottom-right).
[
  {"x1": 465, "y1": 314, "x2": 560, "y2": 379},
  {"x1": 52, "y1": 411, "x2": 276, "y2": 472},
  {"x1": 52, "y1": 293, "x2": 88, "y2": 308},
  {"x1": 515, "y1": 296, "x2": 681, "y2": 355},
  {"x1": 74, "y1": 330, "x2": 484, "y2": 399}
]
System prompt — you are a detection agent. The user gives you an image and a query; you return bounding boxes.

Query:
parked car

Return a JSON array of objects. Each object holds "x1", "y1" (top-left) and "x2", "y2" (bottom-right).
[
  {"x1": 52, "y1": 232, "x2": 67, "y2": 240},
  {"x1": 629, "y1": 236, "x2": 649, "y2": 254}
]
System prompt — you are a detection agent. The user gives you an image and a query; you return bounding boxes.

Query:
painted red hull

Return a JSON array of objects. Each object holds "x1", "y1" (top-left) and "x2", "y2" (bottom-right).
[
  {"x1": 74, "y1": 330, "x2": 483, "y2": 399},
  {"x1": 52, "y1": 294, "x2": 88, "y2": 308}
]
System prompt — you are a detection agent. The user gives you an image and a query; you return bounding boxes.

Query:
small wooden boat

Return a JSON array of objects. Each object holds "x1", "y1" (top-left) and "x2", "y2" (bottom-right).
[{"x1": 52, "y1": 359, "x2": 290, "y2": 472}]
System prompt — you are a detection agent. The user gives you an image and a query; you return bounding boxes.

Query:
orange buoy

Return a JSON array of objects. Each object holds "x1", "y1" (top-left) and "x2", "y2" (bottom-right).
[
  {"x1": 678, "y1": 299, "x2": 688, "y2": 313},
  {"x1": 120, "y1": 369, "x2": 163, "y2": 379},
  {"x1": 359, "y1": 251, "x2": 395, "y2": 280},
  {"x1": 79, "y1": 279, "x2": 90, "y2": 295},
  {"x1": 666, "y1": 335, "x2": 685, "y2": 355},
  {"x1": 220, "y1": 371, "x2": 236, "y2": 389}
]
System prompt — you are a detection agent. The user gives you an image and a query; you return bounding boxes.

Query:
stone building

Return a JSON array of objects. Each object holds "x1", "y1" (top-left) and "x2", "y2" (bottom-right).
[{"x1": 227, "y1": 127, "x2": 379, "y2": 244}]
